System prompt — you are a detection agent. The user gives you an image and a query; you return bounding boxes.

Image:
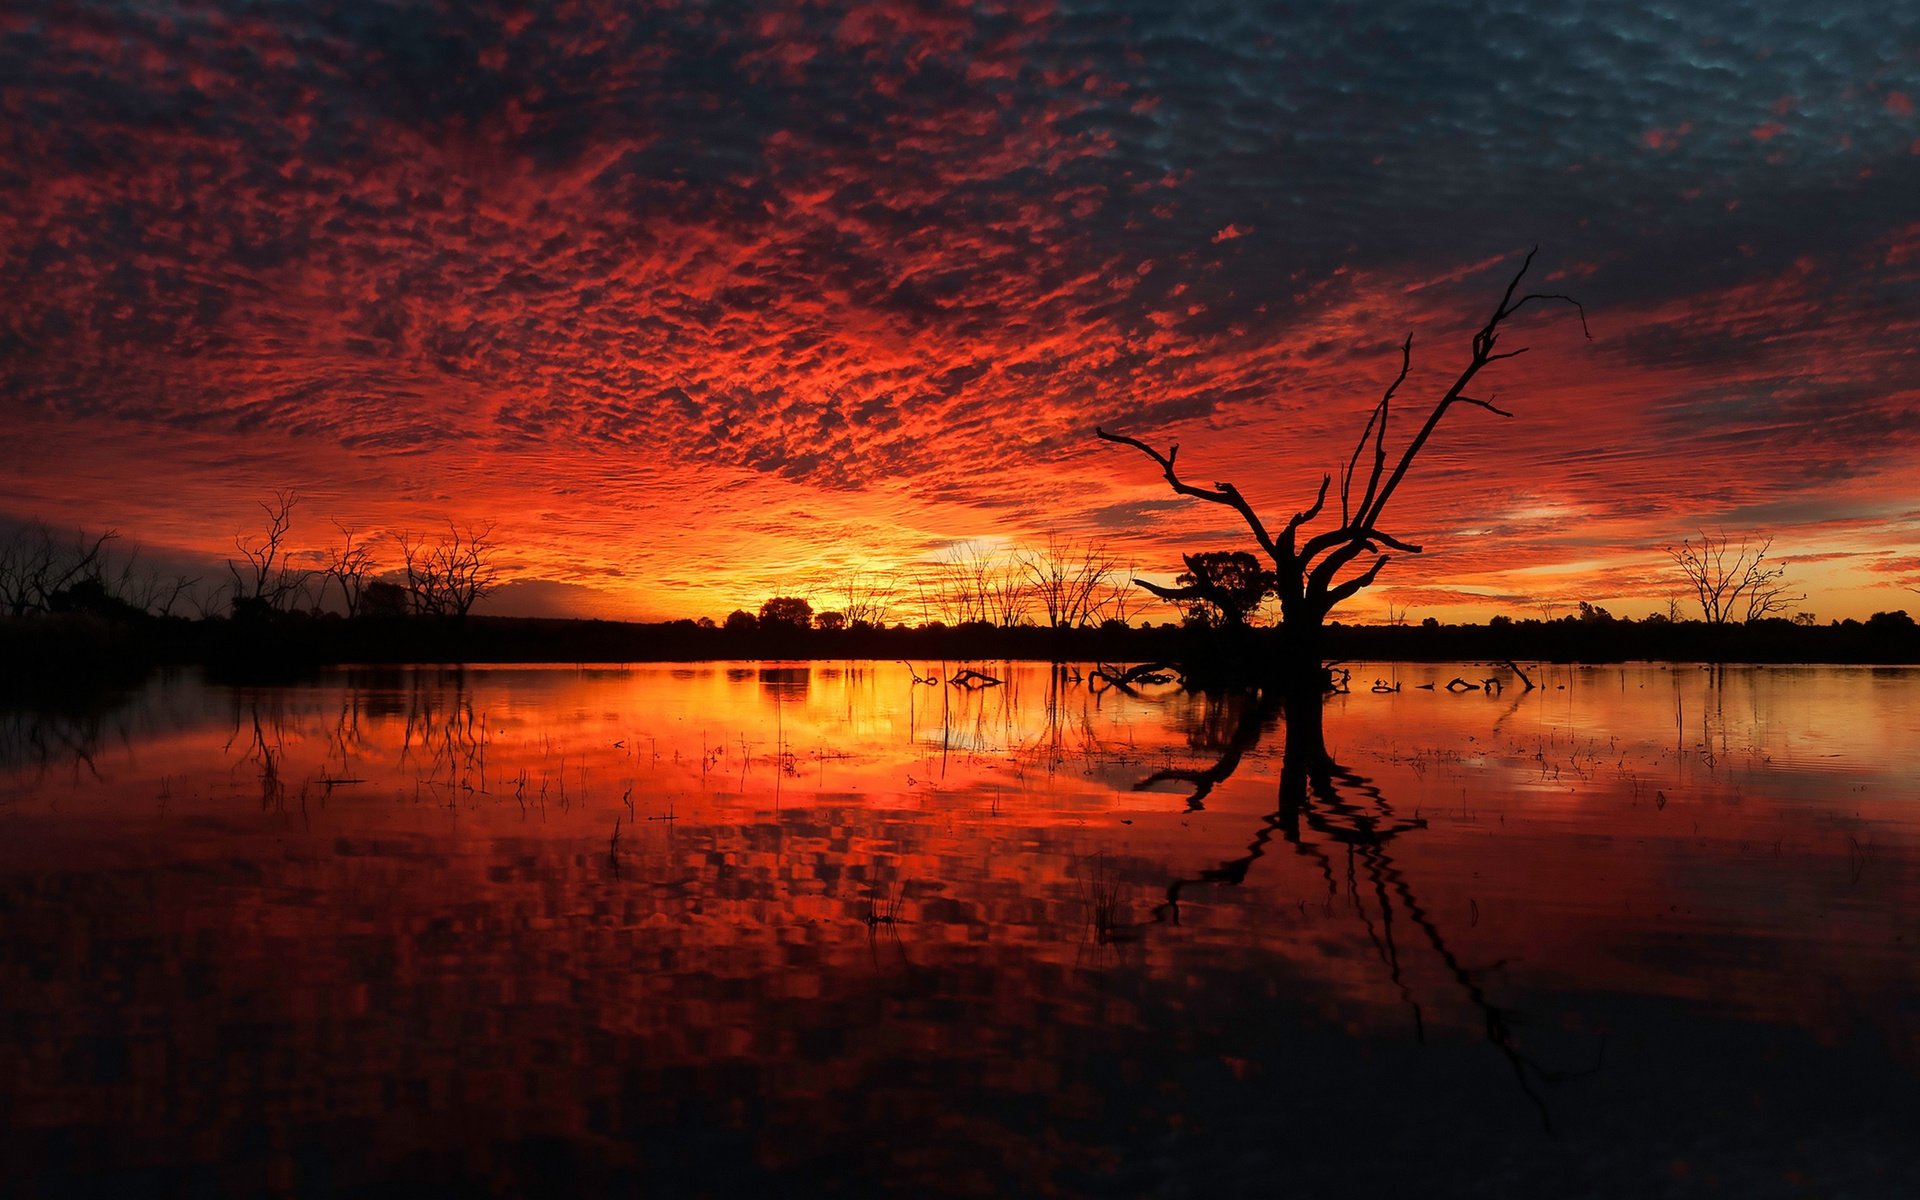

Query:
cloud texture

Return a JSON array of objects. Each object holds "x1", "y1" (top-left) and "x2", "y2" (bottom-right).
[{"x1": 2, "y1": 1, "x2": 1916, "y2": 618}]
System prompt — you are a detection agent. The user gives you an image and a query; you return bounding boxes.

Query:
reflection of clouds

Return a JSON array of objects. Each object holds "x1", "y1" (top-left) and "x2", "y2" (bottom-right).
[{"x1": 1, "y1": 2, "x2": 1916, "y2": 617}]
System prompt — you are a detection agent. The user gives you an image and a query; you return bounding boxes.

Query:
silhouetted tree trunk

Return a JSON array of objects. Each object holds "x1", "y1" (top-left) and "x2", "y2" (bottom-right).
[
  {"x1": 1018, "y1": 533, "x2": 1121, "y2": 628},
  {"x1": 398, "y1": 522, "x2": 499, "y2": 620},
  {"x1": 324, "y1": 522, "x2": 376, "y2": 618},
  {"x1": 1667, "y1": 531, "x2": 1802, "y2": 624},
  {"x1": 227, "y1": 492, "x2": 310, "y2": 617},
  {"x1": 1099, "y1": 250, "x2": 1586, "y2": 683},
  {"x1": 0, "y1": 523, "x2": 118, "y2": 616}
]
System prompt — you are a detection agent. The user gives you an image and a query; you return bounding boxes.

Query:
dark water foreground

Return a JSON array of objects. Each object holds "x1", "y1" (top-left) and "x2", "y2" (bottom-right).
[{"x1": 3, "y1": 662, "x2": 1916, "y2": 1197}]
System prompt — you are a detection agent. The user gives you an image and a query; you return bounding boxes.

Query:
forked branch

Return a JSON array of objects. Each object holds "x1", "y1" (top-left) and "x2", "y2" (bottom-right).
[{"x1": 1098, "y1": 248, "x2": 1587, "y2": 635}]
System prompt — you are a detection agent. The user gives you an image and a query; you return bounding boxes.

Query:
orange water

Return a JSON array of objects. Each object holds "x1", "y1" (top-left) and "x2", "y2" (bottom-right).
[{"x1": 4, "y1": 662, "x2": 1917, "y2": 1195}]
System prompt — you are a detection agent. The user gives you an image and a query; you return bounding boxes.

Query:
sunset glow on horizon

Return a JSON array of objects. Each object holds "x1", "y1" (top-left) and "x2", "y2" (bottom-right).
[{"x1": 4, "y1": 2, "x2": 1917, "y2": 623}]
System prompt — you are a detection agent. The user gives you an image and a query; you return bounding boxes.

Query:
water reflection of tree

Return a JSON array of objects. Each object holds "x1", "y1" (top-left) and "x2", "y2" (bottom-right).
[
  {"x1": 322, "y1": 695, "x2": 369, "y2": 789},
  {"x1": 910, "y1": 662, "x2": 1127, "y2": 784},
  {"x1": 397, "y1": 672, "x2": 489, "y2": 799},
  {"x1": 1133, "y1": 688, "x2": 1279, "y2": 811},
  {"x1": 224, "y1": 696, "x2": 295, "y2": 816},
  {"x1": 1139, "y1": 689, "x2": 1596, "y2": 1131},
  {"x1": 0, "y1": 706, "x2": 110, "y2": 780}
]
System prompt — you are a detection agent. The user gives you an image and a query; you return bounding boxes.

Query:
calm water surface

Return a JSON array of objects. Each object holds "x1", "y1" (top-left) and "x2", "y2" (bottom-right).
[{"x1": 3, "y1": 662, "x2": 1917, "y2": 1197}]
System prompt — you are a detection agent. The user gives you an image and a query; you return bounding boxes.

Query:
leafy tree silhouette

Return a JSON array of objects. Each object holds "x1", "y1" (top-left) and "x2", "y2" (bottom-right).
[
  {"x1": 758, "y1": 596, "x2": 813, "y2": 630},
  {"x1": 1137, "y1": 550, "x2": 1275, "y2": 628}
]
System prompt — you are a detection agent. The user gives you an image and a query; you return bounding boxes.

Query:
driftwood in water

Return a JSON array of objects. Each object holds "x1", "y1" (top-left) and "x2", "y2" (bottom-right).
[
  {"x1": 1090, "y1": 661, "x2": 1184, "y2": 693},
  {"x1": 1500, "y1": 659, "x2": 1536, "y2": 691}
]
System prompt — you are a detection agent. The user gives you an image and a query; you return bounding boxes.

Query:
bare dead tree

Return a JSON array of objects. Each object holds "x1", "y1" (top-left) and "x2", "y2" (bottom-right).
[
  {"x1": 1018, "y1": 534, "x2": 1122, "y2": 628},
  {"x1": 228, "y1": 491, "x2": 310, "y2": 615},
  {"x1": 1667, "y1": 532, "x2": 1803, "y2": 624},
  {"x1": 936, "y1": 542, "x2": 993, "y2": 625},
  {"x1": 398, "y1": 522, "x2": 500, "y2": 619},
  {"x1": 0, "y1": 522, "x2": 119, "y2": 616},
  {"x1": 1100, "y1": 559, "x2": 1149, "y2": 626},
  {"x1": 323, "y1": 522, "x2": 378, "y2": 618},
  {"x1": 908, "y1": 573, "x2": 937, "y2": 627},
  {"x1": 1098, "y1": 249, "x2": 1587, "y2": 677},
  {"x1": 100, "y1": 542, "x2": 201, "y2": 618},
  {"x1": 149, "y1": 573, "x2": 202, "y2": 618},
  {"x1": 982, "y1": 555, "x2": 1033, "y2": 627},
  {"x1": 835, "y1": 570, "x2": 896, "y2": 628},
  {"x1": 396, "y1": 530, "x2": 439, "y2": 616},
  {"x1": 187, "y1": 581, "x2": 230, "y2": 620},
  {"x1": 923, "y1": 542, "x2": 1033, "y2": 626}
]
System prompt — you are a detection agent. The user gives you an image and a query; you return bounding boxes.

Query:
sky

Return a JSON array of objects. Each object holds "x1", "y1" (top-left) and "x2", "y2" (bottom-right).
[{"x1": 3, "y1": 0, "x2": 1917, "y2": 624}]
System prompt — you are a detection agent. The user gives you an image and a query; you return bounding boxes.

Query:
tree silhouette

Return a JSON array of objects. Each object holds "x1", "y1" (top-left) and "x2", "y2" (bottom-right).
[
  {"x1": 1017, "y1": 534, "x2": 1122, "y2": 629},
  {"x1": 323, "y1": 522, "x2": 377, "y2": 618},
  {"x1": 933, "y1": 541, "x2": 1032, "y2": 627},
  {"x1": 0, "y1": 522, "x2": 118, "y2": 617},
  {"x1": 1099, "y1": 250, "x2": 1586, "y2": 679},
  {"x1": 758, "y1": 596, "x2": 813, "y2": 629},
  {"x1": 228, "y1": 491, "x2": 310, "y2": 617},
  {"x1": 831, "y1": 570, "x2": 895, "y2": 628},
  {"x1": 1667, "y1": 531, "x2": 1802, "y2": 624},
  {"x1": 1137, "y1": 550, "x2": 1275, "y2": 628},
  {"x1": 397, "y1": 522, "x2": 500, "y2": 619},
  {"x1": 361, "y1": 581, "x2": 409, "y2": 619}
]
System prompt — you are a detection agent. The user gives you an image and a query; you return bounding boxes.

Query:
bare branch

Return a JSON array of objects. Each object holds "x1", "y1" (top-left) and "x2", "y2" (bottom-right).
[
  {"x1": 1343, "y1": 335, "x2": 1411, "y2": 526},
  {"x1": 1666, "y1": 532, "x2": 1802, "y2": 624},
  {"x1": 1096, "y1": 428, "x2": 1282, "y2": 562},
  {"x1": 1456, "y1": 396, "x2": 1514, "y2": 418},
  {"x1": 227, "y1": 491, "x2": 309, "y2": 615},
  {"x1": 1096, "y1": 249, "x2": 1585, "y2": 658},
  {"x1": 1018, "y1": 533, "x2": 1122, "y2": 628},
  {"x1": 324, "y1": 521, "x2": 377, "y2": 618}
]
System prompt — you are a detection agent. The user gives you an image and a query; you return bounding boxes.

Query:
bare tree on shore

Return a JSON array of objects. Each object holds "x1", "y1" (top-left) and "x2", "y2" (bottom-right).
[
  {"x1": 1019, "y1": 534, "x2": 1122, "y2": 629},
  {"x1": 228, "y1": 491, "x2": 312, "y2": 615},
  {"x1": 0, "y1": 522, "x2": 118, "y2": 616},
  {"x1": 323, "y1": 523, "x2": 378, "y2": 618},
  {"x1": 106, "y1": 544, "x2": 200, "y2": 618},
  {"x1": 398, "y1": 522, "x2": 500, "y2": 619},
  {"x1": 833, "y1": 570, "x2": 895, "y2": 628},
  {"x1": 1099, "y1": 249, "x2": 1587, "y2": 677},
  {"x1": 935, "y1": 541, "x2": 1033, "y2": 627},
  {"x1": 933, "y1": 542, "x2": 994, "y2": 625},
  {"x1": 1667, "y1": 532, "x2": 1802, "y2": 624}
]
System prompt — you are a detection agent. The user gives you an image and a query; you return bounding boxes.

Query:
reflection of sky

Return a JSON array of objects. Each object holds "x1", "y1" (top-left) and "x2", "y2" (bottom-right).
[
  {"x1": 4, "y1": 662, "x2": 1917, "y2": 1035},
  {"x1": 2, "y1": 3, "x2": 1916, "y2": 620},
  {"x1": 5, "y1": 661, "x2": 1920, "y2": 1192}
]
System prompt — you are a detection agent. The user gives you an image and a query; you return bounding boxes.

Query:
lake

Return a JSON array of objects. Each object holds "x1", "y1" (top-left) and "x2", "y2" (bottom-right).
[{"x1": 3, "y1": 661, "x2": 1917, "y2": 1197}]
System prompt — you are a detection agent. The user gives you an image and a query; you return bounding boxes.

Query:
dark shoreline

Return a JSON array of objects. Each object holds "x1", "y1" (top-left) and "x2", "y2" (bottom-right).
[{"x1": 7, "y1": 610, "x2": 1918, "y2": 700}]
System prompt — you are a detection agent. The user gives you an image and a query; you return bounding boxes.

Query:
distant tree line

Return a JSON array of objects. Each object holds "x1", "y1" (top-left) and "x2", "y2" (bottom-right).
[
  {"x1": 716, "y1": 535, "x2": 1159, "y2": 634},
  {"x1": 2, "y1": 495, "x2": 1905, "y2": 649},
  {"x1": 0, "y1": 492, "x2": 502, "y2": 624}
]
